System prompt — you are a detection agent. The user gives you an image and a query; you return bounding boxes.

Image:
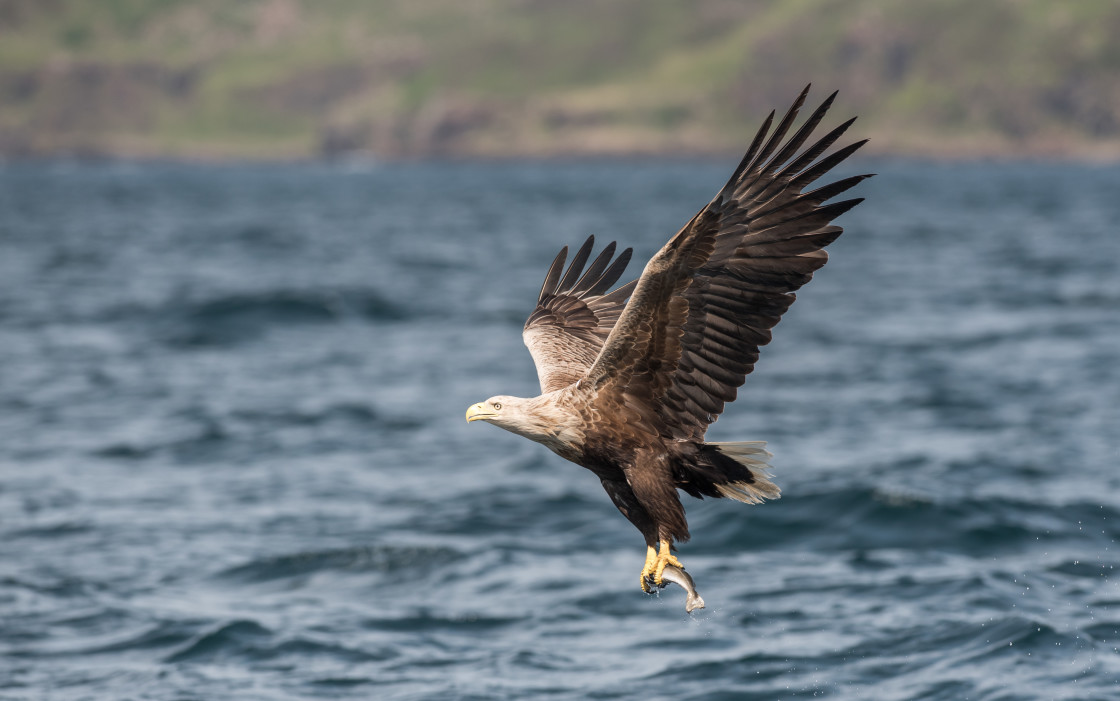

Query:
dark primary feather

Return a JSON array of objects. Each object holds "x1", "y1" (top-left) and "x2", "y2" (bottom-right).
[
  {"x1": 556, "y1": 236, "x2": 595, "y2": 293},
  {"x1": 523, "y1": 235, "x2": 635, "y2": 393},
  {"x1": 584, "y1": 85, "x2": 871, "y2": 442}
]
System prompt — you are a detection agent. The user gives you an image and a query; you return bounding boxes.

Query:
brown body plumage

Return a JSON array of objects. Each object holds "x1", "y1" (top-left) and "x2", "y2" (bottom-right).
[{"x1": 466, "y1": 86, "x2": 870, "y2": 592}]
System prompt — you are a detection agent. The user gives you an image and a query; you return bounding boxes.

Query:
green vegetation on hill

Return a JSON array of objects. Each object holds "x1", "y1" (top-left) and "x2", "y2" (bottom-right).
[{"x1": 2, "y1": 0, "x2": 1119, "y2": 159}]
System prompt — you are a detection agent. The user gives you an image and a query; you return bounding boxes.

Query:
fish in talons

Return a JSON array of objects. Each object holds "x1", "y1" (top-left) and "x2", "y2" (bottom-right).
[{"x1": 647, "y1": 564, "x2": 705, "y2": 613}]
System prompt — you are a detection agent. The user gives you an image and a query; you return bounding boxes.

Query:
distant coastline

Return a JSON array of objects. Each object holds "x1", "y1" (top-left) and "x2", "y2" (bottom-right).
[
  {"x1": 3, "y1": 1, "x2": 1119, "y2": 163},
  {"x1": 5, "y1": 140, "x2": 1120, "y2": 164}
]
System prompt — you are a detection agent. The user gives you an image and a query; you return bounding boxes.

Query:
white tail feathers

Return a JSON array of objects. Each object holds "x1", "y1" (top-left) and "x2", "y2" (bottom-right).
[{"x1": 707, "y1": 441, "x2": 780, "y2": 504}]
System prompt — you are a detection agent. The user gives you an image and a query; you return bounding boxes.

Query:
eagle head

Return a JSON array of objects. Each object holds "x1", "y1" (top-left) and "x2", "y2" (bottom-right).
[
  {"x1": 466, "y1": 393, "x2": 582, "y2": 455},
  {"x1": 465, "y1": 395, "x2": 548, "y2": 438},
  {"x1": 465, "y1": 396, "x2": 517, "y2": 424}
]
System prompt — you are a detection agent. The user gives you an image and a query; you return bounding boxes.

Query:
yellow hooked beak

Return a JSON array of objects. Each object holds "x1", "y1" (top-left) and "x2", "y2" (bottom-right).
[{"x1": 465, "y1": 403, "x2": 495, "y2": 422}]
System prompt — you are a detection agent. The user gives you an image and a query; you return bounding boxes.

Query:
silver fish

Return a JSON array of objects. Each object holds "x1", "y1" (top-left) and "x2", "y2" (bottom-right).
[{"x1": 648, "y1": 565, "x2": 705, "y2": 612}]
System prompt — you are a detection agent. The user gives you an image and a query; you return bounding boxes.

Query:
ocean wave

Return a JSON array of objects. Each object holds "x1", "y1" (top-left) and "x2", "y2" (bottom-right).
[
  {"x1": 695, "y1": 486, "x2": 1120, "y2": 555},
  {"x1": 6, "y1": 521, "x2": 94, "y2": 540},
  {"x1": 216, "y1": 545, "x2": 463, "y2": 583},
  {"x1": 361, "y1": 610, "x2": 525, "y2": 634},
  {"x1": 2, "y1": 286, "x2": 410, "y2": 341},
  {"x1": 162, "y1": 619, "x2": 269, "y2": 663},
  {"x1": 165, "y1": 620, "x2": 389, "y2": 664},
  {"x1": 88, "y1": 400, "x2": 391, "y2": 462},
  {"x1": 81, "y1": 620, "x2": 201, "y2": 656},
  {"x1": 155, "y1": 289, "x2": 405, "y2": 347}
]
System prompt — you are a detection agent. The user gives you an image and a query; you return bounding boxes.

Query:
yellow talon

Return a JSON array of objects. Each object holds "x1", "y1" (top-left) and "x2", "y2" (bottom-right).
[
  {"x1": 653, "y1": 540, "x2": 684, "y2": 585},
  {"x1": 640, "y1": 545, "x2": 657, "y2": 592},
  {"x1": 640, "y1": 540, "x2": 684, "y2": 592}
]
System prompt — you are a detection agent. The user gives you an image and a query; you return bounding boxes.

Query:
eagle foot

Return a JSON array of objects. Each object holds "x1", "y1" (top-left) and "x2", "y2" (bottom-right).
[{"x1": 640, "y1": 540, "x2": 683, "y2": 593}]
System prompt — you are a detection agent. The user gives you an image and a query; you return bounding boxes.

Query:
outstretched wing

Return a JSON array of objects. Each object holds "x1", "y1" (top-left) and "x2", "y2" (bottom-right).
[
  {"x1": 523, "y1": 236, "x2": 636, "y2": 393},
  {"x1": 584, "y1": 86, "x2": 870, "y2": 440}
]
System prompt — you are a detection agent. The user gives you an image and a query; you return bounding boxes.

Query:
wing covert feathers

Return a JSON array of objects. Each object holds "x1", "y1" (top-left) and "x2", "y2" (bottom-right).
[
  {"x1": 585, "y1": 85, "x2": 870, "y2": 441},
  {"x1": 523, "y1": 235, "x2": 635, "y2": 393}
]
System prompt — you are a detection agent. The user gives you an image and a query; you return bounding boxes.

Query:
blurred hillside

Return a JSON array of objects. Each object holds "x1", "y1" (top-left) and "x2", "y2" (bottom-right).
[{"x1": 2, "y1": 0, "x2": 1119, "y2": 160}]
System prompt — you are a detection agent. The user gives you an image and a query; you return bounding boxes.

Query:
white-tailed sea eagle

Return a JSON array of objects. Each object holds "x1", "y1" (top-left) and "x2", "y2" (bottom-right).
[{"x1": 466, "y1": 86, "x2": 870, "y2": 594}]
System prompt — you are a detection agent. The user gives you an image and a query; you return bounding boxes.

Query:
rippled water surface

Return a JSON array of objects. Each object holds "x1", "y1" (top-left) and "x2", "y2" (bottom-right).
[{"x1": 1, "y1": 158, "x2": 1119, "y2": 700}]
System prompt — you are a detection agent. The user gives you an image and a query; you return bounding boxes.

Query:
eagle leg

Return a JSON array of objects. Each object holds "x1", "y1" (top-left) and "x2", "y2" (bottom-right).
[
  {"x1": 640, "y1": 545, "x2": 657, "y2": 592},
  {"x1": 640, "y1": 540, "x2": 684, "y2": 592}
]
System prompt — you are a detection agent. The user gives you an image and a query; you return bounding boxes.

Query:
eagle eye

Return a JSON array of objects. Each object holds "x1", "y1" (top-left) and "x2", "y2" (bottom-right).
[{"x1": 493, "y1": 402, "x2": 502, "y2": 410}]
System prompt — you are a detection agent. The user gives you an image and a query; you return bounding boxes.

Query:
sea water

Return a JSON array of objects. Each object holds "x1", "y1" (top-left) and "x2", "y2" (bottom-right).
[{"x1": 1, "y1": 157, "x2": 1118, "y2": 699}]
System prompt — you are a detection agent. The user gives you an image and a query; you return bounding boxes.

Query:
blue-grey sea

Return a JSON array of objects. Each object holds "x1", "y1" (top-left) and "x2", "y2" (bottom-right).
[{"x1": 1, "y1": 157, "x2": 1119, "y2": 700}]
